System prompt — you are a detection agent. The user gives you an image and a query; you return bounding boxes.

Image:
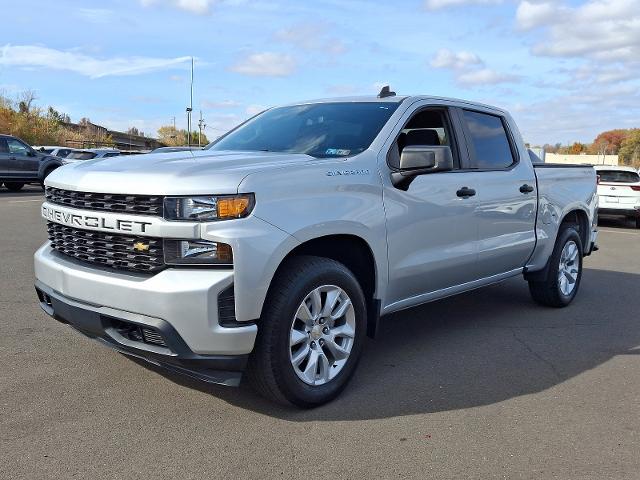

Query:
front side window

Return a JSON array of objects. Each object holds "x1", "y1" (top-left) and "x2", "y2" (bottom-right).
[
  {"x1": 7, "y1": 139, "x2": 29, "y2": 156},
  {"x1": 462, "y1": 110, "x2": 515, "y2": 169},
  {"x1": 388, "y1": 108, "x2": 457, "y2": 169},
  {"x1": 206, "y1": 102, "x2": 399, "y2": 158}
]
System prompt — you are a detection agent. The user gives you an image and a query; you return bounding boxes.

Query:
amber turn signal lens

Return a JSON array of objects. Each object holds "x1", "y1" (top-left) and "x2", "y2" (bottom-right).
[{"x1": 217, "y1": 196, "x2": 251, "y2": 219}]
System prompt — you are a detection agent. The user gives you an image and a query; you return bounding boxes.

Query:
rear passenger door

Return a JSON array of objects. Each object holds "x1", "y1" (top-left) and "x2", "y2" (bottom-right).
[{"x1": 457, "y1": 108, "x2": 537, "y2": 277}]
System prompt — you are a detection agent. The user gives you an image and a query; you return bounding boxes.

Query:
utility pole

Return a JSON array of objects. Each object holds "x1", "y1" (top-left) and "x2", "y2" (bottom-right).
[
  {"x1": 186, "y1": 57, "x2": 194, "y2": 146},
  {"x1": 198, "y1": 110, "x2": 206, "y2": 147}
]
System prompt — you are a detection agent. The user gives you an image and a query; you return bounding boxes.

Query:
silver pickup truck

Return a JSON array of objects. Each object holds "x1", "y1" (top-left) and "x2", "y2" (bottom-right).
[{"x1": 34, "y1": 92, "x2": 598, "y2": 406}]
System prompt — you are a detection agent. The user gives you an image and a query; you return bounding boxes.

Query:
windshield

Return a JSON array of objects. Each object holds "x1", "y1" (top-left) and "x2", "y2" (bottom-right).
[
  {"x1": 67, "y1": 151, "x2": 97, "y2": 160},
  {"x1": 598, "y1": 170, "x2": 640, "y2": 183},
  {"x1": 206, "y1": 102, "x2": 399, "y2": 158}
]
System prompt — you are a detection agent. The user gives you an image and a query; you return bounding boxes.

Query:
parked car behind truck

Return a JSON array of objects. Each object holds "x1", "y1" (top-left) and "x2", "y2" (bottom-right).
[
  {"x1": 594, "y1": 165, "x2": 640, "y2": 228},
  {"x1": 0, "y1": 135, "x2": 63, "y2": 191},
  {"x1": 34, "y1": 93, "x2": 598, "y2": 406}
]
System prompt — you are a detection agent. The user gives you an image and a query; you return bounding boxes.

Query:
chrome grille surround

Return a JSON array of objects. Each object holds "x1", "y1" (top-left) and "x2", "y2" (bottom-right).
[{"x1": 45, "y1": 187, "x2": 163, "y2": 216}]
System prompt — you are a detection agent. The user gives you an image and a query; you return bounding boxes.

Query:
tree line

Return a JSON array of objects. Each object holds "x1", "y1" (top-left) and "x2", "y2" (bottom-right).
[
  {"x1": 0, "y1": 90, "x2": 208, "y2": 149},
  {"x1": 539, "y1": 129, "x2": 640, "y2": 167}
]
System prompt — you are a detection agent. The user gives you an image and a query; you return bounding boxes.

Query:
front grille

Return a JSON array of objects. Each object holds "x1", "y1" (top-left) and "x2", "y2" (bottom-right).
[
  {"x1": 47, "y1": 222, "x2": 165, "y2": 273},
  {"x1": 45, "y1": 187, "x2": 163, "y2": 216}
]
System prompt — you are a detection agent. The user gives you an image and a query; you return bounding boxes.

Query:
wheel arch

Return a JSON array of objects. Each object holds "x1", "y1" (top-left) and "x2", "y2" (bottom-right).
[
  {"x1": 38, "y1": 158, "x2": 63, "y2": 182},
  {"x1": 262, "y1": 233, "x2": 381, "y2": 338},
  {"x1": 525, "y1": 207, "x2": 590, "y2": 282}
]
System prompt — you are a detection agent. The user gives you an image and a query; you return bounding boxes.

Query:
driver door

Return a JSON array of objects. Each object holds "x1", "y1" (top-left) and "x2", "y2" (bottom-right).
[
  {"x1": 7, "y1": 138, "x2": 39, "y2": 178},
  {"x1": 382, "y1": 104, "x2": 481, "y2": 309}
]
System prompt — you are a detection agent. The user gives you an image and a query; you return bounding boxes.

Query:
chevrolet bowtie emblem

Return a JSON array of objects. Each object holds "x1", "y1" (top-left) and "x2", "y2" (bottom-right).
[{"x1": 133, "y1": 241, "x2": 150, "y2": 252}]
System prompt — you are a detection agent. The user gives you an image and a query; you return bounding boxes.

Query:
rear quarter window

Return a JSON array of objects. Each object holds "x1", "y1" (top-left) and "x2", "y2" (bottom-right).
[
  {"x1": 462, "y1": 110, "x2": 515, "y2": 169},
  {"x1": 598, "y1": 170, "x2": 640, "y2": 183}
]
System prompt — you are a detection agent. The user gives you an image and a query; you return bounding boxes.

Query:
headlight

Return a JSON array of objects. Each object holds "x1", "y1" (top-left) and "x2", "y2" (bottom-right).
[
  {"x1": 164, "y1": 240, "x2": 233, "y2": 265},
  {"x1": 164, "y1": 194, "x2": 254, "y2": 221}
]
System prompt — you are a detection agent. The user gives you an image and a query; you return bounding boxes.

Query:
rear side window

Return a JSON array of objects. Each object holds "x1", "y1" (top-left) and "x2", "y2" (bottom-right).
[
  {"x1": 0, "y1": 139, "x2": 8, "y2": 153},
  {"x1": 462, "y1": 110, "x2": 515, "y2": 169},
  {"x1": 598, "y1": 170, "x2": 640, "y2": 183},
  {"x1": 67, "y1": 151, "x2": 97, "y2": 160}
]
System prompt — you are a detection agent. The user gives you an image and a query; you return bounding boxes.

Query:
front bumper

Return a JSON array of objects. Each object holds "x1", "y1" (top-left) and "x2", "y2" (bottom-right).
[
  {"x1": 34, "y1": 243, "x2": 257, "y2": 356},
  {"x1": 35, "y1": 281, "x2": 248, "y2": 385}
]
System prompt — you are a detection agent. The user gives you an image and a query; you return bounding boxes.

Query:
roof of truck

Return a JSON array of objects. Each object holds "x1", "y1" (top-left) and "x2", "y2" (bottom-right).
[{"x1": 281, "y1": 94, "x2": 507, "y2": 114}]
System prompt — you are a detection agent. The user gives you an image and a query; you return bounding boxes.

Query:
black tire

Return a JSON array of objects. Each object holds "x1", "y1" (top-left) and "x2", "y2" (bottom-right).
[
  {"x1": 40, "y1": 167, "x2": 58, "y2": 188},
  {"x1": 635, "y1": 217, "x2": 640, "y2": 229},
  {"x1": 4, "y1": 182, "x2": 25, "y2": 192},
  {"x1": 528, "y1": 227, "x2": 583, "y2": 307},
  {"x1": 246, "y1": 255, "x2": 367, "y2": 407}
]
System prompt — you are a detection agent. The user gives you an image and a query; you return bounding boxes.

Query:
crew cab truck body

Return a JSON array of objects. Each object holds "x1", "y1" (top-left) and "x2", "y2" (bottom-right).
[
  {"x1": 34, "y1": 95, "x2": 598, "y2": 406},
  {"x1": 0, "y1": 135, "x2": 63, "y2": 191}
]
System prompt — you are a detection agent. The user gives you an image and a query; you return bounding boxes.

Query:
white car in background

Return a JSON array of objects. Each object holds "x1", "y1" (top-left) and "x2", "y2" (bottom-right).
[
  {"x1": 33, "y1": 146, "x2": 79, "y2": 159},
  {"x1": 62, "y1": 148, "x2": 121, "y2": 164},
  {"x1": 595, "y1": 165, "x2": 640, "y2": 228}
]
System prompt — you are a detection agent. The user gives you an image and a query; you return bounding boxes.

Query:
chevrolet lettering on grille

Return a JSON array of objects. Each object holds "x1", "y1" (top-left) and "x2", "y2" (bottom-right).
[{"x1": 42, "y1": 204, "x2": 152, "y2": 234}]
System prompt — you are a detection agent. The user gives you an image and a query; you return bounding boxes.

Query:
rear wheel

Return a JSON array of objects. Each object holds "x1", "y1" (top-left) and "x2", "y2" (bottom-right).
[
  {"x1": 528, "y1": 227, "x2": 583, "y2": 307},
  {"x1": 4, "y1": 182, "x2": 24, "y2": 192},
  {"x1": 247, "y1": 255, "x2": 366, "y2": 407}
]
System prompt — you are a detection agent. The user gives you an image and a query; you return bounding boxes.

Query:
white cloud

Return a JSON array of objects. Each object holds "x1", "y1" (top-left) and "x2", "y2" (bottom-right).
[
  {"x1": 275, "y1": 24, "x2": 346, "y2": 55},
  {"x1": 425, "y1": 0, "x2": 502, "y2": 10},
  {"x1": 517, "y1": 0, "x2": 640, "y2": 62},
  {"x1": 229, "y1": 52, "x2": 296, "y2": 77},
  {"x1": 430, "y1": 49, "x2": 483, "y2": 69},
  {"x1": 457, "y1": 68, "x2": 520, "y2": 86},
  {"x1": 0, "y1": 45, "x2": 191, "y2": 78},
  {"x1": 430, "y1": 49, "x2": 517, "y2": 86},
  {"x1": 140, "y1": 0, "x2": 217, "y2": 15},
  {"x1": 515, "y1": 1, "x2": 558, "y2": 30}
]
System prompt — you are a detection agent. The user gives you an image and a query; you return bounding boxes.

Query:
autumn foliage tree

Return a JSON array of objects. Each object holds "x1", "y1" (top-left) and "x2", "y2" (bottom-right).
[
  {"x1": 157, "y1": 125, "x2": 208, "y2": 146},
  {"x1": 618, "y1": 129, "x2": 640, "y2": 168},
  {"x1": 588, "y1": 129, "x2": 628, "y2": 155},
  {"x1": 0, "y1": 90, "x2": 85, "y2": 146}
]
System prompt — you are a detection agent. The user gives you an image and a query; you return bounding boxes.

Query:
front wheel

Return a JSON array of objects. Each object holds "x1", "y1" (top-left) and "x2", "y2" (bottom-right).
[
  {"x1": 528, "y1": 227, "x2": 583, "y2": 307},
  {"x1": 247, "y1": 255, "x2": 367, "y2": 407},
  {"x1": 4, "y1": 182, "x2": 24, "y2": 192}
]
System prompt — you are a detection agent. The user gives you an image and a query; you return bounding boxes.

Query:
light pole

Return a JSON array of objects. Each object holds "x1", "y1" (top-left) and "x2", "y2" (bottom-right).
[{"x1": 186, "y1": 57, "x2": 194, "y2": 146}]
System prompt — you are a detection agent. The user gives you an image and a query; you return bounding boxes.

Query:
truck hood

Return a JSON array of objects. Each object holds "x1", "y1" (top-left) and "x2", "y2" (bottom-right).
[{"x1": 45, "y1": 150, "x2": 315, "y2": 195}]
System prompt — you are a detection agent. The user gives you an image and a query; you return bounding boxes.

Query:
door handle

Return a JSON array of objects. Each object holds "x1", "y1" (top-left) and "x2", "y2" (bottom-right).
[
  {"x1": 519, "y1": 184, "x2": 535, "y2": 194},
  {"x1": 456, "y1": 186, "x2": 476, "y2": 198}
]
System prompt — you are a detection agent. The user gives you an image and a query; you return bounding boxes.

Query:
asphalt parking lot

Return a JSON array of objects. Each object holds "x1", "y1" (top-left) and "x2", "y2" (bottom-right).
[{"x1": 1, "y1": 185, "x2": 639, "y2": 480}]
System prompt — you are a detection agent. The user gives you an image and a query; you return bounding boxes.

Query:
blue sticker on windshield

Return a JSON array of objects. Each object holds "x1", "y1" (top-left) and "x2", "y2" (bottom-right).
[{"x1": 325, "y1": 148, "x2": 351, "y2": 155}]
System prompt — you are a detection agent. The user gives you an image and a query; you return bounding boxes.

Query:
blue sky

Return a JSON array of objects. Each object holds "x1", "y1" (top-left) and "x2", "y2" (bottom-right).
[{"x1": 1, "y1": 0, "x2": 639, "y2": 145}]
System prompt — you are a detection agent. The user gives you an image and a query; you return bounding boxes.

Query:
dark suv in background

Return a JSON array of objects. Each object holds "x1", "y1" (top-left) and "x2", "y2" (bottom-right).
[{"x1": 0, "y1": 135, "x2": 63, "y2": 191}]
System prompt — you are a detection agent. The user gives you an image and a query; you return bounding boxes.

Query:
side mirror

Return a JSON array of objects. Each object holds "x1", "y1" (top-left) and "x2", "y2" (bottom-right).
[
  {"x1": 27, "y1": 149, "x2": 36, "y2": 157},
  {"x1": 391, "y1": 145, "x2": 454, "y2": 190}
]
